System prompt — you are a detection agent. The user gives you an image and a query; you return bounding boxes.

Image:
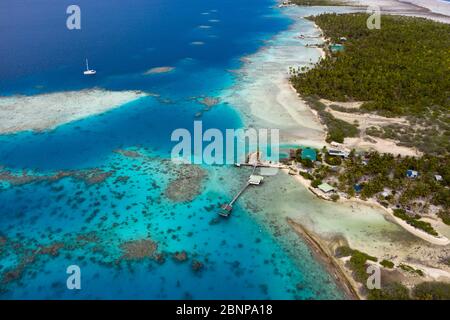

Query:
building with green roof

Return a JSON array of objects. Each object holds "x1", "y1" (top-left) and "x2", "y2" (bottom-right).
[
  {"x1": 330, "y1": 44, "x2": 344, "y2": 53},
  {"x1": 318, "y1": 183, "x2": 335, "y2": 193}
]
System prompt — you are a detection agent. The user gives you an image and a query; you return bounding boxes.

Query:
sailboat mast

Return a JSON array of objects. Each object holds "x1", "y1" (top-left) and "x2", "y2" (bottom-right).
[{"x1": 86, "y1": 59, "x2": 89, "y2": 71}]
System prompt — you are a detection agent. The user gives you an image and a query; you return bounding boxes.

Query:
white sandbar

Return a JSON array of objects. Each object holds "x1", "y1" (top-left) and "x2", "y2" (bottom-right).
[{"x1": 0, "y1": 89, "x2": 147, "y2": 134}]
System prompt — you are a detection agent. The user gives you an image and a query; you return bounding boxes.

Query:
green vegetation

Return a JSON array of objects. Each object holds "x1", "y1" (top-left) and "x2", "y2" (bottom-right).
[
  {"x1": 290, "y1": 0, "x2": 343, "y2": 6},
  {"x1": 368, "y1": 282, "x2": 410, "y2": 300},
  {"x1": 328, "y1": 104, "x2": 359, "y2": 113},
  {"x1": 295, "y1": 148, "x2": 316, "y2": 167},
  {"x1": 380, "y1": 259, "x2": 394, "y2": 269},
  {"x1": 393, "y1": 209, "x2": 438, "y2": 237},
  {"x1": 324, "y1": 153, "x2": 342, "y2": 166},
  {"x1": 291, "y1": 14, "x2": 450, "y2": 154},
  {"x1": 334, "y1": 246, "x2": 449, "y2": 300},
  {"x1": 293, "y1": 13, "x2": 450, "y2": 116},
  {"x1": 304, "y1": 96, "x2": 359, "y2": 143},
  {"x1": 320, "y1": 109, "x2": 359, "y2": 143},
  {"x1": 399, "y1": 264, "x2": 424, "y2": 277},
  {"x1": 412, "y1": 282, "x2": 450, "y2": 300},
  {"x1": 369, "y1": 281, "x2": 450, "y2": 300},
  {"x1": 286, "y1": 14, "x2": 450, "y2": 294},
  {"x1": 366, "y1": 123, "x2": 450, "y2": 155},
  {"x1": 349, "y1": 250, "x2": 377, "y2": 283},
  {"x1": 311, "y1": 179, "x2": 322, "y2": 188},
  {"x1": 335, "y1": 246, "x2": 377, "y2": 283},
  {"x1": 437, "y1": 210, "x2": 450, "y2": 226},
  {"x1": 289, "y1": 146, "x2": 449, "y2": 225},
  {"x1": 300, "y1": 171, "x2": 314, "y2": 180},
  {"x1": 443, "y1": 258, "x2": 450, "y2": 267},
  {"x1": 335, "y1": 245, "x2": 354, "y2": 258},
  {"x1": 334, "y1": 152, "x2": 450, "y2": 220},
  {"x1": 330, "y1": 193, "x2": 339, "y2": 202}
]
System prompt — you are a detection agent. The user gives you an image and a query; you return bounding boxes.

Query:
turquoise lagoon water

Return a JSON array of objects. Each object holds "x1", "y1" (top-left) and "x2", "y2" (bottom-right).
[{"x1": 0, "y1": 0, "x2": 344, "y2": 299}]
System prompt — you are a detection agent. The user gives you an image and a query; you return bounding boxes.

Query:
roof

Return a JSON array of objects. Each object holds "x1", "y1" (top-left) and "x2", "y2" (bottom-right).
[
  {"x1": 301, "y1": 148, "x2": 317, "y2": 161},
  {"x1": 330, "y1": 44, "x2": 344, "y2": 52},
  {"x1": 328, "y1": 149, "x2": 349, "y2": 157},
  {"x1": 248, "y1": 175, "x2": 264, "y2": 185},
  {"x1": 354, "y1": 184, "x2": 363, "y2": 192},
  {"x1": 435, "y1": 175, "x2": 443, "y2": 181},
  {"x1": 247, "y1": 152, "x2": 260, "y2": 165},
  {"x1": 318, "y1": 183, "x2": 335, "y2": 193},
  {"x1": 406, "y1": 170, "x2": 418, "y2": 177},
  {"x1": 381, "y1": 191, "x2": 390, "y2": 197}
]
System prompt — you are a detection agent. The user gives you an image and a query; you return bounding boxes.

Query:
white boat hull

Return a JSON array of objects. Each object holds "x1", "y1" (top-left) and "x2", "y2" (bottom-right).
[{"x1": 83, "y1": 70, "x2": 96, "y2": 75}]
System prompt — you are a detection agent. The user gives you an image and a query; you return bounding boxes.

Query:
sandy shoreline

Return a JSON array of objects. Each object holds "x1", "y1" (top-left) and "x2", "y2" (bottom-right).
[
  {"x1": 222, "y1": 5, "x2": 355, "y2": 149},
  {"x1": 228, "y1": 2, "x2": 446, "y2": 156},
  {"x1": 259, "y1": 3, "x2": 450, "y2": 298},
  {"x1": 282, "y1": 168, "x2": 450, "y2": 245},
  {"x1": 282, "y1": 0, "x2": 450, "y2": 25},
  {"x1": 0, "y1": 89, "x2": 148, "y2": 134},
  {"x1": 341, "y1": 196, "x2": 450, "y2": 246},
  {"x1": 345, "y1": 0, "x2": 450, "y2": 23},
  {"x1": 286, "y1": 217, "x2": 361, "y2": 299},
  {"x1": 284, "y1": 167, "x2": 450, "y2": 297}
]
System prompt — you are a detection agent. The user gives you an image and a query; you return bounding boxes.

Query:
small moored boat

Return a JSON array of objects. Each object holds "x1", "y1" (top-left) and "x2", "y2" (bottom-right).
[{"x1": 83, "y1": 59, "x2": 96, "y2": 75}]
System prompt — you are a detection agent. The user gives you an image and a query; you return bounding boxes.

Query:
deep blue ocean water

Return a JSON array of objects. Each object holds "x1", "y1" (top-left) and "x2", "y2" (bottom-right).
[{"x1": 0, "y1": 0, "x2": 344, "y2": 299}]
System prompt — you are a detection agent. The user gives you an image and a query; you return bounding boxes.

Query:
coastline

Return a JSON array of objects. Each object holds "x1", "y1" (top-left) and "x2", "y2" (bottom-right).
[
  {"x1": 402, "y1": 0, "x2": 450, "y2": 16},
  {"x1": 222, "y1": 5, "x2": 356, "y2": 149},
  {"x1": 282, "y1": 167, "x2": 450, "y2": 244},
  {"x1": 341, "y1": 196, "x2": 450, "y2": 246},
  {"x1": 345, "y1": 0, "x2": 450, "y2": 24},
  {"x1": 286, "y1": 217, "x2": 361, "y2": 300},
  {"x1": 282, "y1": 167, "x2": 450, "y2": 297},
  {"x1": 281, "y1": 4, "x2": 449, "y2": 244},
  {"x1": 251, "y1": 2, "x2": 450, "y2": 298},
  {"x1": 1, "y1": 0, "x2": 448, "y2": 299}
]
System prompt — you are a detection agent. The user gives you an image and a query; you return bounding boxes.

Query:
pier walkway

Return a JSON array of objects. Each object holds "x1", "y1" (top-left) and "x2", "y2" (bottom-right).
[{"x1": 219, "y1": 163, "x2": 263, "y2": 217}]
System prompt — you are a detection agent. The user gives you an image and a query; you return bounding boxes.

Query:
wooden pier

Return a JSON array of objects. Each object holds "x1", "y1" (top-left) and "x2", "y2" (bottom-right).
[
  {"x1": 219, "y1": 163, "x2": 263, "y2": 217},
  {"x1": 219, "y1": 183, "x2": 251, "y2": 217}
]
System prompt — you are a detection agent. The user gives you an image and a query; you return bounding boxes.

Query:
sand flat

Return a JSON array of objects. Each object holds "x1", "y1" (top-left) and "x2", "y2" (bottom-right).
[
  {"x1": 346, "y1": 0, "x2": 450, "y2": 23},
  {"x1": 143, "y1": 66, "x2": 175, "y2": 75},
  {"x1": 221, "y1": 7, "x2": 334, "y2": 148},
  {"x1": 0, "y1": 89, "x2": 147, "y2": 134}
]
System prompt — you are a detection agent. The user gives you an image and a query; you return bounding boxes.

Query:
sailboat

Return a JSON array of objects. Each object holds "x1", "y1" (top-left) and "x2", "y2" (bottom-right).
[{"x1": 83, "y1": 59, "x2": 96, "y2": 75}]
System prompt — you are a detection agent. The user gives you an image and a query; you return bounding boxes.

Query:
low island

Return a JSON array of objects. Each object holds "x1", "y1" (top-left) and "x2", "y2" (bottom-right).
[{"x1": 279, "y1": 3, "x2": 450, "y2": 300}]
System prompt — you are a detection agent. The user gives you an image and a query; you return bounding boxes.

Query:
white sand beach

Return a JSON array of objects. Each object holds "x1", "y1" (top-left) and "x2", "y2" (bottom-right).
[
  {"x1": 222, "y1": 6, "x2": 356, "y2": 149},
  {"x1": 235, "y1": 166, "x2": 450, "y2": 287},
  {"x1": 404, "y1": 0, "x2": 450, "y2": 16},
  {"x1": 345, "y1": 0, "x2": 450, "y2": 23},
  {"x1": 224, "y1": 4, "x2": 426, "y2": 156},
  {"x1": 0, "y1": 89, "x2": 147, "y2": 134},
  {"x1": 226, "y1": 3, "x2": 450, "y2": 292},
  {"x1": 282, "y1": 168, "x2": 449, "y2": 245}
]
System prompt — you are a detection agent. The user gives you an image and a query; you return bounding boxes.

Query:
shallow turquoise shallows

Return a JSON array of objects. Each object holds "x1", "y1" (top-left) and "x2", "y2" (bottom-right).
[{"x1": 0, "y1": 0, "x2": 344, "y2": 299}]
